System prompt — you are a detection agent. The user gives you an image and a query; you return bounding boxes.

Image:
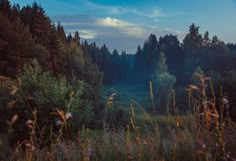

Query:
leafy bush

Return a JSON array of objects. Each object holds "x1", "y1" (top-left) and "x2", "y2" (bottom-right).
[
  {"x1": 0, "y1": 60, "x2": 94, "y2": 146},
  {"x1": 153, "y1": 73, "x2": 176, "y2": 94}
]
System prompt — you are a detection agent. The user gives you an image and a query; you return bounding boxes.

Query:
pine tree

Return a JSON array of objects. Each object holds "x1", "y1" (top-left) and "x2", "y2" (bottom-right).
[
  {"x1": 155, "y1": 51, "x2": 167, "y2": 74},
  {"x1": 20, "y1": 2, "x2": 51, "y2": 45},
  {"x1": 73, "y1": 31, "x2": 80, "y2": 44},
  {"x1": 152, "y1": 51, "x2": 176, "y2": 114},
  {"x1": 48, "y1": 26, "x2": 60, "y2": 75},
  {"x1": 0, "y1": 10, "x2": 38, "y2": 76},
  {"x1": 56, "y1": 22, "x2": 66, "y2": 42},
  {"x1": 0, "y1": 0, "x2": 12, "y2": 18}
]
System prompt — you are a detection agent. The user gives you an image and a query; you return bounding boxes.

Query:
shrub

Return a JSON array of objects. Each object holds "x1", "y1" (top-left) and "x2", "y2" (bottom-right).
[{"x1": 1, "y1": 60, "x2": 94, "y2": 147}]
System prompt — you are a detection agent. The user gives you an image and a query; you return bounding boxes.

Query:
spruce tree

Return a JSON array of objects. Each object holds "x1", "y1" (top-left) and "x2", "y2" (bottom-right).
[{"x1": 152, "y1": 51, "x2": 176, "y2": 114}]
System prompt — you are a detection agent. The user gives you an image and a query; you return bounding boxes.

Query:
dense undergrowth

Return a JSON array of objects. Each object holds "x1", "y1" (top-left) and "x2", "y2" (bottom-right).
[{"x1": 0, "y1": 63, "x2": 235, "y2": 161}]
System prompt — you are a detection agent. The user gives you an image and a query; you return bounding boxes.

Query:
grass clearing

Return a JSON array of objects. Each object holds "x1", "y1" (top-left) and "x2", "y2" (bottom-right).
[{"x1": 1, "y1": 77, "x2": 236, "y2": 161}]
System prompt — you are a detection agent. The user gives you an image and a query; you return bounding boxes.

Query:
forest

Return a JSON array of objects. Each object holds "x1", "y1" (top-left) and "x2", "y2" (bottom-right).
[{"x1": 0, "y1": 0, "x2": 236, "y2": 161}]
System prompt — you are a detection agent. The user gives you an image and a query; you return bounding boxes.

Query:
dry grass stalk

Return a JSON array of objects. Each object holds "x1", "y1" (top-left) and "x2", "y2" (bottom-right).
[{"x1": 149, "y1": 81, "x2": 156, "y2": 114}]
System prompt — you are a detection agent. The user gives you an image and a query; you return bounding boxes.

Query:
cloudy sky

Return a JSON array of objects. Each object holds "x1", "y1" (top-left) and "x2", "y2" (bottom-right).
[{"x1": 10, "y1": 0, "x2": 236, "y2": 53}]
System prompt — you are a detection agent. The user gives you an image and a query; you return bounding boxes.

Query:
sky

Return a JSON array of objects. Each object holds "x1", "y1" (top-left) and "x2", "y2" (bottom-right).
[{"x1": 10, "y1": 0, "x2": 236, "y2": 53}]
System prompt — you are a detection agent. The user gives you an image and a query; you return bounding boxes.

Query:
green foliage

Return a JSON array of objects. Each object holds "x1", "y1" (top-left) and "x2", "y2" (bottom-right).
[
  {"x1": 152, "y1": 52, "x2": 176, "y2": 113},
  {"x1": 183, "y1": 23, "x2": 203, "y2": 49},
  {"x1": 0, "y1": 60, "x2": 94, "y2": 147},
  {"x1": 134, "y1": 34, "x2": 160, "y2": 82},
  {"x1": 153, "y1": 73, "x2": 176, "y2": 93},
  {"x1": 81, "y1": 42, "x2": 133, "y2": 84},
  {"x1": 154, "y1": 51, "x2": 168, "y2": 74},
  {"x1": 22, "y1": 59, "x2": 93, "y2": 127},
  {"x1": 21, "y1": 60, "x2": 73, "y2": 110},
  {"x1": 152, "y1": 72, "x2": 176, "y2": 113}
]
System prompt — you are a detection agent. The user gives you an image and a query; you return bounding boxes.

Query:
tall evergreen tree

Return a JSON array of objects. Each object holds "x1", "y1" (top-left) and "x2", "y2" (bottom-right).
[{"x1": 152, "y1": 51, "x2": 176, "y2": 114}]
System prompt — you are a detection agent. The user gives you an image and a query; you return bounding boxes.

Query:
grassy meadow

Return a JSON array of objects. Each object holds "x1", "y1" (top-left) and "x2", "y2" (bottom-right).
[{"x1": 1, "y1": 76, "x2": 236, "y2": 161}]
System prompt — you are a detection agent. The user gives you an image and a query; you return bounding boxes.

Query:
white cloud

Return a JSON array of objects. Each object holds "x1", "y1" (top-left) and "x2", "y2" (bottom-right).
[
  {"x1": 66, "y1": 29, "x2": 97, "y2": 39},
  {"x1": 128, "y1": 8, "x2": 162, "y2": 18},
  {"x1": 81, "y1": 0, "x2": 123, "y2": 14},
  {"x1": 96, "y1": 17, "x2": 130, "y2": 27},
  {"x1": 163, "y1": 28, "x2": 184, "y2": 36},
  {"x1": 82, "y1": 0, "x2": 163, "y2": 18},
  {"x1": 61, "y1": 22, "x2": 81, "y2": 26},
  {"x1": 149, "y1": 9, "x2": 161, "y2": 18},
  {"x1": 153, "y1": 19, "x2": 160, "y2": 23},
  {"x1": 80, "y1": 30, "x2": 97, "y2": 39},
  {"x1": 96, "y1": 17, "x2": 145, "y2": 37}
]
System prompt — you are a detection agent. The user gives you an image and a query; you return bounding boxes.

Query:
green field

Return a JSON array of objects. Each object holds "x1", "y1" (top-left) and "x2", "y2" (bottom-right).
[{"x1": 103, "y1": 83, "x2": 150, "y2": 110}]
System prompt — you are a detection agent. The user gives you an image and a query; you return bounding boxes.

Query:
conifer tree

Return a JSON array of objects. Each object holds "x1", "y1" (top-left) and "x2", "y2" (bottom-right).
[{"x1": 152, "y1": 51, "x2": 176, "y2": 114}]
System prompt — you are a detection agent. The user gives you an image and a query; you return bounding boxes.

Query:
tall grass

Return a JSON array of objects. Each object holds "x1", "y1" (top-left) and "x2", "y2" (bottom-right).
[{"x1": 0, "y1": 73, "x2": 235, "y2": 161}]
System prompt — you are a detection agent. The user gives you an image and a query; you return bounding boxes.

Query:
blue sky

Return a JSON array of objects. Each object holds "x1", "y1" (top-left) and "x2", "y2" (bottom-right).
[{"x1": 10, "y1": 0, "x2": 236, "y2": 53}]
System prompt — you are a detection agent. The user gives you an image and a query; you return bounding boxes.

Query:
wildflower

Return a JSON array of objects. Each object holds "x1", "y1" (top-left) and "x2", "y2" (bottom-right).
[
  {"x1": 188, "y1": 85, "x2": 200, "y2": 92},
  {"x1": 24, "y1": 142, "x2": 35, "y2": 151},
  {"x1": 127, "y1": 143, "x2": 134, "y2": 159},
  {"x1": 222, "y1": 97, "x2": 229, "y2": 105},
  {"x1": 65, "y1": 112, "x2": 72, "y2": 119},
  {"x1": 110, "y1": 92, "x2": 117, "y2": 97},
  {"x1": 207, "y1": 152, "x2": 212, "y2": 160},
  {"x1": 194, "y1": 138, "x2": 206, "y2": 151},
  {"x1": 69, "y1": 91, "x2": 74, "y2": 98},
  {"x1": 193, "y1": 73, "x2": 204, "y2": 81},
  {"x1": 202, "y1": 101, "x2": 208, "y2": 105},
  {"x1": 143, "y1": 140, "x2": 148, "y2": 145},
  {"x1": 31, "y1": 145, "x2": 36, "y2": 151},
  {"x1": 87, "y1": 146, "x2": 94, "y2": 160},
  {"x1": 7, "y1": 114, "x2": 18, "y2": 125},
  {"x1": 26, "y1": 96, "x2": 33, "y2": 100},
  {"x1": 107, "y1": 92, "x2": 116, "y2": 108},
  {"x1": 0, "y1": 75, "x2": 10, "y2": 81},
  {"x1": 176, "y1": 121, "x2": 180, "y2": 127},
  {"x1": 199, "y1": 113, "x2": 205, "y2": 116},
  {"x1": 7, "y1": 100, "x2": 17, "y2": 108},
  {"x1": 17, "y1": 77, "x2": 22, "y2": 86},
  {"x1": 55, "y1": 119, "x2": 62, "y2": 126},
  {"x1": 136, "y1": 137, "x2": 141, "y2": 145},
  {"x1": 107, "y1": 101, "x2": 113, "y2": 108},
  {"x1": 25, "y1": 120, "x2": 33, "y2": 125},
  {"x1": 25, "y1": 120, "x2": 34, "y2": 128},
  {"x1": 202, "y1": 100, "x2": 215, "y2": 107},
  {"x1": 136, "y1": 126, "x2": 141, "y2": 129},
  {"x1": 204, "y1": 77, "x2": 211, "y2": 80},
  {"x1": 10, "y1": 85, "x2": 19, "y2": 95},
  {"x1": 11, "y1": 114, "x2": 18, "y2": 124},
  {"x1": 24, "y1": 142, "x2": 32, "y2": 148},
  {"x1": 211, "y1": 113, "x2": 219, "y2": 118},
  {"x1": 226, "y1": 152, "x2": 236, "y2": 161}
]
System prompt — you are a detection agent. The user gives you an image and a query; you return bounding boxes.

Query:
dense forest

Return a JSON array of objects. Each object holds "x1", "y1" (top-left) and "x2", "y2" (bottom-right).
[{"x1": 0, "y1": 1, "x2": 236, "y2": 160}]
